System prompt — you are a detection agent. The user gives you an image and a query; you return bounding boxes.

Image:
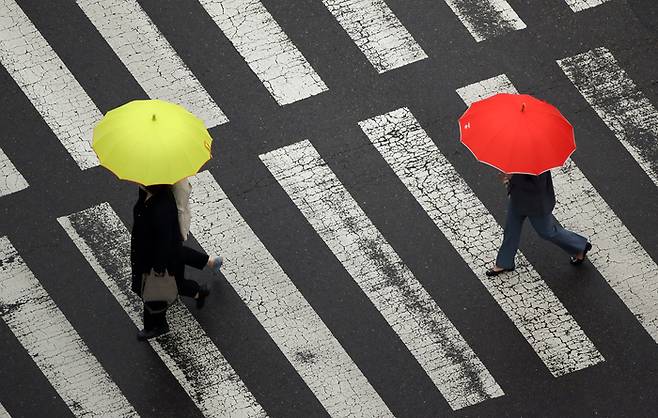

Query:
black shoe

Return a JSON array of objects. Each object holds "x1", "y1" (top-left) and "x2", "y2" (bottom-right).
[
  {"x1": 570, "y1": 242, "x2": 592, "y2": 265},
  {"x1": 486, "y1": 267, "x2": 514, "y2": 277},
  {"x1": 137, "y1": 324, "x2": 170, "y2": 341},
  {"x1": 196, "y1": 284, "x2": 211, "y2": 310}
]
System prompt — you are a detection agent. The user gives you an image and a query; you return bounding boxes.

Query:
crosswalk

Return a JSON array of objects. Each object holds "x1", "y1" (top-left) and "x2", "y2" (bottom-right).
[
  {"x1": 565, "y1": 0, "x2": 611, "y2": 12},
  {"x1": 440, "y1": 0, "x2": 526, "y2": 42},
  {"x1": 0, "y1": 236, "x2": 137, "y2": 417},
  {"x1": 1, "y1": 0, "x2": 657, "y2": 415},
  {"x1": 0, "y1": 0, "x2": 101, "y2": 170},
  {"x1": 457, "y1": 74, "x2": 658, "y2": 344},
  {"x1": 188, "y1": 171, "x2": 392, "y2": 416},
  {"x1": 261, "y1": 141, "x2": 504, "y2": 409},
  {"x1": 0, "y1": 147, "x2": 28, "y2": 197},
  {"x1": 319, "y1": 0, "x2": 427, "y2": 73},
  {"x1": 76, "y1": 0, "x2": 228, "y2": 128},
  {"x1": 359, "y1": 107, "x2": 604, "y2": 376},
  {"x1": 0, "y1": 402, "x2": 9, "y2": 418},
  {"x1": 198, "y1": 0, "x2": 328, "y2": 105},
  {"x1": 58, "y1": 204, "x2": 265, "y2": 417},
  {"x1": 557, "y1": 47, "x2": 658, "y2": 188}
]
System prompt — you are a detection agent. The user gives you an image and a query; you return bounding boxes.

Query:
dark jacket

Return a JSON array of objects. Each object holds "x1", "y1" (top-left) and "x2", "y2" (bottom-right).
[
  {"x1": 507, "y1": 172, "x2": 556, "y2": 216},
  {"x1": 130, "y1": 187, "x2": 183, "y2": 294}
]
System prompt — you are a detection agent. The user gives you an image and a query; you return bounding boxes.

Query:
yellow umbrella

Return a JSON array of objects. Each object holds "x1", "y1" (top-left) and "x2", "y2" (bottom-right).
[{"x1": 93, "y1": 99, "x2": 212, "y2": 185}]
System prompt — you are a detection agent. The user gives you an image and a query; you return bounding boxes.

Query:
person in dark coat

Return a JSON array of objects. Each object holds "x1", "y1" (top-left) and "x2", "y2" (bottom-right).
[
  {"x1": 487, "y1": 171, "x2": 592, "y2": 276},
  {"x1": 130, "y1": 184, "x2": 211, "y2": 341}
]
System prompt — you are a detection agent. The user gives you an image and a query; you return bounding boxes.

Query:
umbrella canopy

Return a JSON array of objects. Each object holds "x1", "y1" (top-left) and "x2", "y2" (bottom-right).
[
  {"x1": 458, "y1": 93, "x2": 575, "y2": 175},
  {"x1": 93, "y1": 99, "x2": 212, "y2": 185}
]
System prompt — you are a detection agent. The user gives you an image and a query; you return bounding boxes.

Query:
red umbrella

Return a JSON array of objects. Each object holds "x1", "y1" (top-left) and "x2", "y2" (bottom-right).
[{"x1": 458, "y1": 93, "x2": 576, "y2": 175}]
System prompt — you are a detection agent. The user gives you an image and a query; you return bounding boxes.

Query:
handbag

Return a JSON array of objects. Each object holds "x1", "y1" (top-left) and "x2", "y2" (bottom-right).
[{"x1": 141, "y1": 268, "x2": 178, "y2": 308}]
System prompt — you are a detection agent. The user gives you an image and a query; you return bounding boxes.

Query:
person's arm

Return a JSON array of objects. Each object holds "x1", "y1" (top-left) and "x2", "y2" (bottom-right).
[
  {"x1": 499, "y1": 172, "x2": 513, "y2": 195},
  {"x1": 497, "y1": 172, "x2": 511, "y2": 184}
]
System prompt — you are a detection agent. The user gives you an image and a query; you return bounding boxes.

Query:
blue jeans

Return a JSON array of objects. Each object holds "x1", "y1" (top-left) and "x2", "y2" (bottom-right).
[{"x1": 496, "y1": 201, "x2": 588, "y2": 269}]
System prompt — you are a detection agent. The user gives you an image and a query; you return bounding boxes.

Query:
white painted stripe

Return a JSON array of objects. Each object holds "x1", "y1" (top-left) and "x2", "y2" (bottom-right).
[
  {"x1": 57, "y1": 204, "x2": 266, "y2": 418},
  {"x1": 555, "y1": 160, "x2": 658, "y2": 341},
  {"x1": 188, "y1": 171, "x2": 392, "y2": 417},
  {"x1": 76, "y1": 0, "x2": 227, "y2": 127},
  {"x1": 563, "y1": 0, "x2": 610, "y2": 12},
  {"x1": 260, "y1": 142, "x2": 504, "y2": 410},
  {"x1": 320, "y1": 0, "x2": 427, "y2": 73},
  {"x1": 360, "y1": 107, "x2": 604, "y2": 376},
  {"x1": 198, "y1": 0, "x2": 328, "y2": 105},
  {"x1": 0, "y1": 0, "x2": 100, "y2": 170},
  {"x1": 442, "y1": 0, "x2": 526, "y2": 42},
  {"x1": 0, "y1": 148, "x2": 28, "y2": 197},
  {"x1": 455, "y1": 74, "x2": 516, "y2": 102},
  {"x1": 557, "y1": 47, "x2": 658, "y2": 187},
  {"x1": 0, "y1": 402, "x2": 10, "y2": 418},
  {"x1": 458, "y1": 74, "x2": 658, "y2": 343},
  {"x1": 0, "y1": 236, "x2": 137, "y2": 417}
]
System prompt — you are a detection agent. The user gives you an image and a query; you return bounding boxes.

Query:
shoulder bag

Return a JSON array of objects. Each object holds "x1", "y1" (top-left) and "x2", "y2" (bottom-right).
[{"x1": 141, "y1": 268, "x2": 178, "y2": 310}]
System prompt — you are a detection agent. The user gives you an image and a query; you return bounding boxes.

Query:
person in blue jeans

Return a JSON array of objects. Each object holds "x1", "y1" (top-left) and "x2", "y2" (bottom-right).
[{"x1": 487, "y1": 171, "x2": 592, "y2": 276}]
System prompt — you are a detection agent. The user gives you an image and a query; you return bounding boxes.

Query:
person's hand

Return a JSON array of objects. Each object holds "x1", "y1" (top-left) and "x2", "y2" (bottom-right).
[{"x1": 497, "y1": 172, "x2": 511, "y2": 185}]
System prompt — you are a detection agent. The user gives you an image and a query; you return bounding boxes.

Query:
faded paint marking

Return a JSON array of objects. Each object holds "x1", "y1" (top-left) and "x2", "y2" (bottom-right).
[
  {"x1": 0, "y1": 402, "x2": 11, "y2": 418},
  {"x1": 261, "y1": 141, "x2": 504, "y2": 410},
  {"x1": 441, "y1": 0, "x2": 526, "y2": 42},
  {"x1": 320, "y1": 0, "x2": 427, "y2": 72},
  {"x1": 563, "y1": 0, "x2": 611, "y2": 12},
  {"x1": 558, "y1": 47, "x2": 658, "y2": 187},
  {"x1": 0, "y1": 236, "x2": 137, "y2": 417},
  {"x1": 0, "y1": 147, "x2": 28, "y2": 197},
  {"x1": 0, "y1": 0, "x2": 100, "y2": 169},
  {"x1": 458, "y1": 73, "x2": 658, "y2": 344},
  {"x1": 76, "y1": 0, "x2": 227, "y2": 127},
  {"x1": 189, "y1": 171, "x2": 393, "y2": 417},
  {"x1": 58, "y1": 204, "x2": 266, "y2": 417},
  {"x1": 360, "y1": 107, "x2": 604, "y2": 376},
  {"x1": 198, "y1": 0, "x2": 328, "y2": 105}
]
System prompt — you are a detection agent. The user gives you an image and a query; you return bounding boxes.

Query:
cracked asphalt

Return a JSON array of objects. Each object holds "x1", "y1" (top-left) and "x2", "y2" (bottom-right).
[{"x1": 1, "y1": 0, "x2": 657, "y2": 417}]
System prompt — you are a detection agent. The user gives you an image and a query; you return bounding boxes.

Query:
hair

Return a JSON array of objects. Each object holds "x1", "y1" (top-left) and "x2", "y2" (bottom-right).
[{"x1": 144, "y1": 184, "x2": 172, "y2": 195}]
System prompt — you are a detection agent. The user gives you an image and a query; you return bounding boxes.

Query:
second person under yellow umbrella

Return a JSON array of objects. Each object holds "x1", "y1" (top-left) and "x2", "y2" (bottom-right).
[{"x1": 93, "y1": 99, "x2": 223, "y2": 341}]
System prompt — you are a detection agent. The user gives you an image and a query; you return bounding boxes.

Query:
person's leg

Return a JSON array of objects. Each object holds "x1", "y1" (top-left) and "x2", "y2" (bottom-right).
[
  {"x1": 181, "y1": 246, "x2": 210, "y2": 270},
  {"x1": 175, "y1": 265, "x2": 200, "y2": 298},
  {"x1": 143, "y1": 302, "x2": 168, "y2": 328},
  {"x1": 494, "y1": 203, "x2": 526, "y2": 270},
  {"x1": 143, "y1": 304, "x2": 156, "y2": 331},
  {"x1": 175, "y1": 257, "x2": 212, "y2": 308},
  {"x1": 176, "y1": 274, "x2": 213, "y2": 309},
  {"x1": 176, "y1": 278, "x2": 201, "y2": 298},
  {"x1": 139, "y1": 302, "x2": 169, "y2": 340},
  {"x1": 181, "y1": 246, "x2": 223, "y2": 274},
  {"x1": 528, "y1": 213, "x2": 588, "y2": 256}
]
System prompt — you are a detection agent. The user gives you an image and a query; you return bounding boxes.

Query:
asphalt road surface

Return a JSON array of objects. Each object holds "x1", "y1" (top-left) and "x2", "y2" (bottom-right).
[{"x1": 1, "y1": 0, "x2": 657, "y2": 417}]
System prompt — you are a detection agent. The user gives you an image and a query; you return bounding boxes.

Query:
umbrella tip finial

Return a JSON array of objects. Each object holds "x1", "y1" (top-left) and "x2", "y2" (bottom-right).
[
  {"x1": 521, "y1": 103, "x2": 526, "y2": 112},
  {"x1": 152, "y1": 114, "x2": 156, "y2": 121}
]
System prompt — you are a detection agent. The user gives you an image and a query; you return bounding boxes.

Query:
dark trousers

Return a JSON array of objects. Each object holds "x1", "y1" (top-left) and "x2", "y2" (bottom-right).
[
  {"x1": 175, "y1": 246, "x2": 209, "y2": 297},
  {"x1": 496, "y1": 201, "x2": 588, "y2": 270},
  {"x1": 143, "y1": 246, "x2": 210, "y2": 330}
]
